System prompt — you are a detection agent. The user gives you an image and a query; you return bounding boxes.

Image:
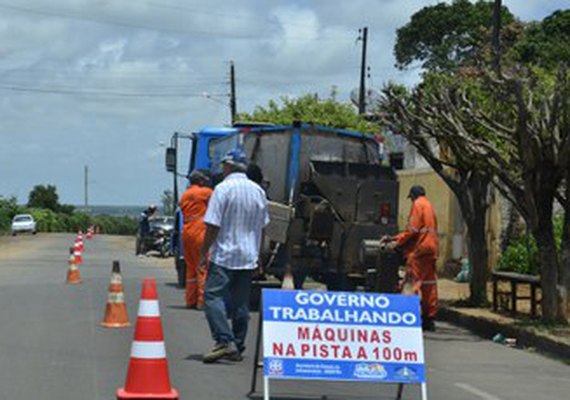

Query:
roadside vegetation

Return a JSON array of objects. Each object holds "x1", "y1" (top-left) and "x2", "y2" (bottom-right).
[
  {"x1": 0, "y1": 185, "x2": 137, "y2": 235},
  {"x1": 380, "y1": 1, "x2": 569, "y2": 323},
  {"x1": 499, "y1": 215, "x2": 565, "y2": 276}
]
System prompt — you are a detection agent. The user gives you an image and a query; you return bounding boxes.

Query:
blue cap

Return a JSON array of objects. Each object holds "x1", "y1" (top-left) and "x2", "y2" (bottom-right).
[{"x1": 221, "y1": 149, "x2": 248, "y2": 171}]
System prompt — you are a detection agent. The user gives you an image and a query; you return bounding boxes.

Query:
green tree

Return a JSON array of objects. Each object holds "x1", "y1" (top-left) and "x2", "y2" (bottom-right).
[
  {"x1": 27, "y1": 184, "x2": 75, "y2": 214},
  {"x1": 383, "y1": 66, "x2": 570, "y2": 322},
  {"x1": 237, "y1": 92, "x2": 377, "y2": 134},
  {"x1": 381, "y1": 76, "x2": 494, "y2": 307},
  {"x1": 27, "y1": 185, "x2": 60, "y2": 212},
  {"x1": 394, "y1": 0, "x2": 516, "y2": 71},
  {"x1": 0, "y1": 196, "x2": 25, "y2": 232},
  {"x1": 512, "y1": 10, "x2": 570, "y2": 69}
]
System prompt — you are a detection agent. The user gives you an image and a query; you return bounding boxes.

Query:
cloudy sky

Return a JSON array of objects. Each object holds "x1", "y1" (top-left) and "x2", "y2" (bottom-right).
[{"x1": 0, "y1": 0, "x2": 566, "y2": 206}]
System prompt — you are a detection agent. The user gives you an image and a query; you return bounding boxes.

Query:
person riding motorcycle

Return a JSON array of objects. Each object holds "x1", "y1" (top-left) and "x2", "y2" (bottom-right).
[{"x1": 136, "y1": 204, "x2": 157, "y2": 256}]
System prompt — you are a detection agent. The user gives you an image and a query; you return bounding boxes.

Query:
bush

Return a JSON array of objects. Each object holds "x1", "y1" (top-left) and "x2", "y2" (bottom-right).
[
  {"x1": 0, "y1": 197, "x2": 137, "y2": 236},
  {"x1": 92, "y1": 215, "x2": 138, "y2": 235},
  {"x1": 499, "y1": 214, "x2": 564, "y2": 275},
  {"x1": 498, "y1": 234, "x2": 539, "y2": 275},
  {"x1": 28, "y1": 208, "x2": 67, "y2": 232},
  {"x1": 0, "y1": 197, "x2": 25, "y2": 232}
]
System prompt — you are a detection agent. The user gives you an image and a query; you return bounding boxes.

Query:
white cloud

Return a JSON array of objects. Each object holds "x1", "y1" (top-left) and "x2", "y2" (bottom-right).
[{"x1": 0, "y1": 0, "x2": 565, "y2": 204}]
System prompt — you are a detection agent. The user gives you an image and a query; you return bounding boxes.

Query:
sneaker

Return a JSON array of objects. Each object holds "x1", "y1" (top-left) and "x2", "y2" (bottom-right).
[
  {"x1": 202, "y1": 342, "x2": 239, "y2": 364},
  {"x1": 226, "y1": 350, "x2": 244, "y2": 362}
]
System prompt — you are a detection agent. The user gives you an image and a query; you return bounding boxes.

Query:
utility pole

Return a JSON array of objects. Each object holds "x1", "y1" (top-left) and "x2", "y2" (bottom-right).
[
  {"x1": 84, "y1": 165, "x2": 89, "y2": 210},
  {"x1": 230, "y1": 61, "x2": 237, "y2": 125},
  {"x1": 492, "y1": 0, "x2": 502, "y2": 74},
  {"x1": 358, "y1": 27, "x2": 368, "y2": 115}
]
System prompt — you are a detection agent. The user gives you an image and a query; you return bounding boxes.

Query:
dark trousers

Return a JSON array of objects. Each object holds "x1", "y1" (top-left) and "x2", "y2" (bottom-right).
[{"x1": 204, "y1": 262, "x2": 253, "y2": 352}]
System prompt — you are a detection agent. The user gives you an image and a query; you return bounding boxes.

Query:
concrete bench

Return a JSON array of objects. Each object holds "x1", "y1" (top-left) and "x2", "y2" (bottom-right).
[{"x1": 492, "y1": 271, "x2": 541, "y2": 318}]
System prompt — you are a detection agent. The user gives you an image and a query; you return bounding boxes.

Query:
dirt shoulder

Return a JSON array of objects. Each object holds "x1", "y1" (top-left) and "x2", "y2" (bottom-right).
[{"x1": 104, "y1": 234, "x2": 172, "y2": 269}]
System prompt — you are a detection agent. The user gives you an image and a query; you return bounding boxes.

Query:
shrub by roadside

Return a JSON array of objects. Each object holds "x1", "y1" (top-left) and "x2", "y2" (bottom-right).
[
  {"x1": 0, "y1": 197, "x2": 137, "y2": 235},
  {"x1": 499, "y1": 214, "x2": 563, "y2": 275}
]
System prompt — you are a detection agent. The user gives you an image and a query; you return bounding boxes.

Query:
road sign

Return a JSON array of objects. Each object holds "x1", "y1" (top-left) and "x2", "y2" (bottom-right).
[{"x1": 261, "y1": 289, "x2": 428, "y2": 399}]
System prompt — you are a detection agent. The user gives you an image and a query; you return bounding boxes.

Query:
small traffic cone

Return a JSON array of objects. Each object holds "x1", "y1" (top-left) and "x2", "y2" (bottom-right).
[
  {"x1": 75, "y1": 236, "x2": 84, "y2": 252},
  {"x1": 66, "y1": 247, "x2": 82, "y2": 284},
  {"x1": 117, "y1": 279, "x2": 178, "y2": 400},
  {"x1": 101, "y1": 261, "x2": 130, "y2": 328},
  {"x1": 74, "y1": 243, "x2": 83, "y2": 266}
]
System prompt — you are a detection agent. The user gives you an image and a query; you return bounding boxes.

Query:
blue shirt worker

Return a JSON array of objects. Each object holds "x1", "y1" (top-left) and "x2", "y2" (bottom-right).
[{"x1": 199, "y1": 150, "x2": 270, "y2": 363}]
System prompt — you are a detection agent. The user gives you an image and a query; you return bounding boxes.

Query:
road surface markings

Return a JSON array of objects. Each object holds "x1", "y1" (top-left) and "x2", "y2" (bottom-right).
[{"x1": 454, "y1": 383, "x2": 503, "y2": 400}]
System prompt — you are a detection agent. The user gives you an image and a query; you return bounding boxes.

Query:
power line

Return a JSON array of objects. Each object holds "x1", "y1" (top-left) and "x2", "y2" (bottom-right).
[
  {"x1": 0, "y1": 2, "x2": 353, "y2": 42},
  {"x1": 0, "y1": 83, "x2": 226, "y2": 98},
  {"x1": 0, "y1": 67, "x2": 226, "y2": 80},
  {"x1": 0, "y1": 2, "x2": 258, "y2": 38},
  {"x1": 0, "y1": 79, "x2": 225, "y2": 91},
  {"x1": 138, "y1": 0, "x2": 341, "y2": 31}
]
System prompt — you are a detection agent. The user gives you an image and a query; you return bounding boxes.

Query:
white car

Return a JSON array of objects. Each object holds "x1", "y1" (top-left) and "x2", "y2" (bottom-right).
[{"x1": 11, "y1": 214, "x2": 37, "y2": 236}]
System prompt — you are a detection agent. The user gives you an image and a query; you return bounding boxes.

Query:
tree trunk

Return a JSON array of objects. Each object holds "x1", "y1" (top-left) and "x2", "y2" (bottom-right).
[
  {"x1": 501, "y1": 205, "x2": 523, "y2": 252},
  {"x1": 454, "y1": 172, "x2": 491, "y2": 306},
  {"x1": 466, "y1": 212, "x2": 489, "y2": 305},
  {"x1": 534, "y1": 219, "x2": 564, "y2": 322},
  {"x1": 560, "y1": 210, "x2": 570, "y2": 317}
]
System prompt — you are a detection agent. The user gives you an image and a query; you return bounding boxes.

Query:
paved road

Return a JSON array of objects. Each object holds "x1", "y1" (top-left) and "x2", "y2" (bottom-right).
[{"x1": 0, "y1": 233, "x2": 568, "y2": 400}]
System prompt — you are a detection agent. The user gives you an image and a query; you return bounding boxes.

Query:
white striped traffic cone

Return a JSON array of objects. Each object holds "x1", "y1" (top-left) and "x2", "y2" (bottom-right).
[
  {"x1": 66, "y1": 247, "x2": 82, "y2": 284},
  {"x1": 116, "y1": 279, "x2": 178, "y2": 399},
  {"x1": 101, "y1": 261, "x2": 130, "y2": 328},
  {"x1": 74, "y1": 243, "x2": 83, "y2": 266}
]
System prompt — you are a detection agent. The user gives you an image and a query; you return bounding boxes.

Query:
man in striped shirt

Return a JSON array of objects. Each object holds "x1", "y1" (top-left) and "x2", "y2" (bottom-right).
[{"x1": 199, "y1": 150, "x2": 270, "y2": 363}]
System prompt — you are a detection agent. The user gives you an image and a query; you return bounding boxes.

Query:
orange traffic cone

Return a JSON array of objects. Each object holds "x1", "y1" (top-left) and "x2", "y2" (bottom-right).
[
  {"x1": 74, "y1": 244, "x2": 83, "y2": 266},
  {"x1": 75, "y1": 236, "x2": 84, "y2": 252},
  {"x1": 101, "y1": 261, "x2": 130, "y2": 328},
  {"x1": 117, "y1": 279, "x2": 178, "y2": 400},
  {"x1": 66, "y1": 247, "x2": 82, "y2": 284}
]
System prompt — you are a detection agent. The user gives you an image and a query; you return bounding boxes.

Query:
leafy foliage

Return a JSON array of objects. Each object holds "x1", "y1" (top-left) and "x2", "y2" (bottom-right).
[
  {"x1": 1, "y1": 195, "x2": 136, "y2": 236},
  {"x1": 27, "y1": 184, "x2": 75, "y2": 214},
  {"x1": 394, "y1": 0, "x2": 515, "y2": 71},
  {"x1": 237, "y1": 93, "x2": 377, "y2": 134},
  {"x1": 0, "y1": 197, "x2": 25, "y2": 232},
  {"x1": 499, "y1": 234, "x2": 539, "y2": 275},
  {"x1": 27, "y1": 185, "x2": 59, "y2": 211},
  {"x1": 499, "y1": 215, "x2": 564, "y2": 275},
  {"x1": 512, "y1": 10, "x2": 570, "y2": 70}
]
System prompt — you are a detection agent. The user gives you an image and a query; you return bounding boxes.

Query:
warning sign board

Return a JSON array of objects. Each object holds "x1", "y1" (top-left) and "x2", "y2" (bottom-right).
[{"x1": 262, "y1": 289, "x2": 426, "y2": 384}]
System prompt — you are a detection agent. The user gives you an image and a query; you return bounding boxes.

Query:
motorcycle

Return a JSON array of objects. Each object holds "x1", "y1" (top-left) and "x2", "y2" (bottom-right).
[{"x1": 136, "y1": 217, "x2": 174, "y2": 257}]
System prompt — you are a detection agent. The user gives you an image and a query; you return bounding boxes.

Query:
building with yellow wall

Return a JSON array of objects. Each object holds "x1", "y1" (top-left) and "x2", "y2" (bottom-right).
[{"x1": 396, "y1": 167, "x2": 502, "y2": 272}]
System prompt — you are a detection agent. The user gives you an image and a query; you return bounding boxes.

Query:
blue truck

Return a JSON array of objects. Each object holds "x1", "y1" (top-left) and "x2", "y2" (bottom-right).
[{"x1": 168, "y1": 122, "x2": 399, "y2": 291}]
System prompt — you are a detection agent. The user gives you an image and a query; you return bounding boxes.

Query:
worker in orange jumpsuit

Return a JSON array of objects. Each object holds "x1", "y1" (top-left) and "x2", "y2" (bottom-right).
[
  {"x1": 385, "y1": 185, "x2": 439, "y2": 331},
  {"x1": 179, "y1": 169, "x2": 213, "y2": 309}
]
